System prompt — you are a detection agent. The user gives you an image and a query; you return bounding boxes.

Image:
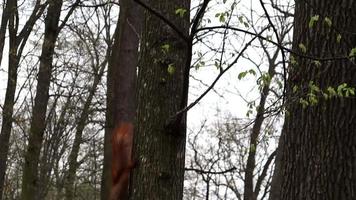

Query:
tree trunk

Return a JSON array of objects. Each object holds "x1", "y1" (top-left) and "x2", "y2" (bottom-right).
[
  {"x1": 64, "y1": 59, "x2": 106, "y2": 200},
  {"x1": 0, "y1": 0, "x2": 11, "y2": 67},
  {"x1": 101, "y1": 18, "x2": 120, "y2": 200},
  {"x1": 101, "y1": 0, "x2": 142, "y2": 199},
  {"x1": 270, "y1": 0, "x2": 356, "y2": 199},
  {"x1": 129, "y1": 0, "x2": 190, "y2": 199},
  {"x1": 0, "y1": 1, "x2": 47, "y2": 199},
  {"x1": 244, "y1": 48, "x2": 278, "y2": 200},
  {"x1": 0, "y1": 1, "x2": 19, "y2": 199},
  {"x1": 21, "y1": 1, "x2": 63, "y2": 199}
]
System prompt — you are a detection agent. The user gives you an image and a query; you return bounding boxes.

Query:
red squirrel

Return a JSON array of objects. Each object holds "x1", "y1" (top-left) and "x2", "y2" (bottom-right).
[{"x1": 109, "y1": 122, "x2": 135, "y2": 200}]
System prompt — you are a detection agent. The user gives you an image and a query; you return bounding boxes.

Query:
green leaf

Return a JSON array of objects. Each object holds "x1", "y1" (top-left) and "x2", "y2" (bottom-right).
[
  {"x1": 299, "y1": 98, "x2": 309, "y2": 109},
  {"x1": 336, "y1": 34, "x2": 342, "y2": 43},
  {"x1": 324, "y1": 17, "x2": 332, "y2": 27},
  {"x1": 337, "y1": 83, "x2": 347, "y2": 97},
  {"x1": 219, "y1": 14, "x2": 226, "y2": 23},
  {"x1": 167, "y1": 64, "x2": 175, "y2": 75},
  {"x1": 349, "y1": 47, "x2": 356, "y2": 58},
  {"x1": 313, "y1": 60, "x2": 321, "y2": 67},
  {"x1": 161, "y1": 44, "x2": 170, "y2": 53},
  {"x1": 327, "y1": 87, "x2": 337, "y2": 97},
  {"x1": 293, "y1": 85, "x2": 299, "y2": 93},
  {"x1": 238, "y1": 71, "x2": 248, "y2": 80},
  {"x1": 290, "y1": 55, "x2": 298, "y2": 66},
  {"x1": 248, "y1": 69, "x2": 256, "y2": 76},
  {"x1": 308, "y1": 15, "x2": 319, "y2": 28},
  {"x1": 243, "y1": 22, "x2": 249, "y2": 28},
  {"x1": 175, "y1": 8, "x2": 187, "y2": 17},
  {"x1": 299, "y1": 43, "x2": 307, "y2": 53},
  {"x1": 238, "y1": 16, "x2": 244, "y2": 24}
]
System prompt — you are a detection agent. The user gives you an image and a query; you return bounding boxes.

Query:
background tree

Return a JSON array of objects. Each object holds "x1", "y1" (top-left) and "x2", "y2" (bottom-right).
[{"x1": 0, "y1": 1, "x2": 47, "y2": 199}]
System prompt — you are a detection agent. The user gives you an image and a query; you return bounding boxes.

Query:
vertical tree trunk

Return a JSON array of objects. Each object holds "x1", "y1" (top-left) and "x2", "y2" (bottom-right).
[
  {"x1": 21, "y1": 1, "x2": 63, "y2": 199},
  {"x1": 270, "y1": 0, "x2": 356, "y2": 199},
  {"x1": 101, "y1": 24, "x2": 119, "y2": 200},
  {"x1": 129, "y1": 0, "x2": 190, "y2": 199},
  {"x1": 0, "y1": 1, "x2": 47, "y2": 199},
  {"x1": 0, "y1": 0, "x2": 11, "y2": 66},
  {"x1": 0, "y1": 1, "x2": 19, "y2": 199},
  {"x1": 244, "y1": 49, "x2": 278, "y2": 200},
  {"x1": 64, "y1": 60, "x2": 106, "y2": 200},
  {"x1": 101, "y1": 0, "x2": 142, "y2": 199}
]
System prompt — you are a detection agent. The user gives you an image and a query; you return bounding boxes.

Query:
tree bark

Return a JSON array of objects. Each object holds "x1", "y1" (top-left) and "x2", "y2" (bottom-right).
[
  {"x1": 101, "y1": 23, "x2": 119, "y2": 200},
  {"x1": 21, "y1": 1, "x2": 63, "y2": 199},
  {"x1": 101, "y1": 0, "x2": 142, "y2": 199},
  {"x1": 129, "y1": 0, "x2": 190, "y2": 199},
  {"x1": 270, "y1": 0, "x2": 356, "y2": 199}
]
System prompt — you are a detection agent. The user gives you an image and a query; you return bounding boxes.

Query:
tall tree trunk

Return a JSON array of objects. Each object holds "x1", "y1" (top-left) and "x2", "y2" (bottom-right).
[
  {"x1": 101, "y1": 0, "x2": 142, "y2": 199},
  {"x1": 101, "y1": 24, "x2": 119, "y2": 200},
  {"x1": 0, "y1": 1, "x2": 19, "y2": 199},
  {"x1": 21, "y1": 1, "x2": 63, "y2": 199},
  {"x1": 0, "y1": 1, "x2": 47, "y2": 199},
  {"x1": 64, "y1": 60, "x2": 106, "y2": 200},
  {"x1": 0, "y1": 0, "x2": 11, "y2": 66},
  {"x1": 270, "y1": 0, "x2": 356, "y2": 199},
  {"x1": 244, "y1": 48, "x2": 278, "y2": 200},
  {"x1": 129, "y1": 0, "x2": 190, "y2": 199}
]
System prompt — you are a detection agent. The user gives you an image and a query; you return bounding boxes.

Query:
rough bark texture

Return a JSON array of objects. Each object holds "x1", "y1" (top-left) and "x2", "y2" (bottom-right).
[
  {"x1": 21, "y1": 1, "x2": 63, "y2": 199},
  {"x1": 270, "y1": 1, "x2": 356, "y2": 199},
  {"x1": 129, "y1": 0, "x2": 190, "y2": 199}
]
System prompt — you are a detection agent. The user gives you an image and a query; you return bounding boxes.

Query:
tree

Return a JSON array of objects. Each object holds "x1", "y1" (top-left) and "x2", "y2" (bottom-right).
[
  {"x1": 21, "y1": 0, "x2": 64, "y2": 199},
  {"x1": 100, "y1": 0, "x2": 142, "y2": 199},
  {"x1": 129, "y1": 0, "x2": 190, "y2": 199},
  {"x1": 270, "y1": 0, "x2": 356, "y2": 199},
  {"x1": 0, "y1": 1, "x2": 47, "y2": 199}
]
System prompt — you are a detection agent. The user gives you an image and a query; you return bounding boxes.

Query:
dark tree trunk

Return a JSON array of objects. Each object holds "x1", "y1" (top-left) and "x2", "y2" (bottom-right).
[
  {"x1": 0, "y1": 1, "x2": 47, "y2": 199},
  {"x1": 270, "y1": 1, "x2": 356, "y2": 199},
  {"x1": 101, "y1": 16, "x2": 121, "y2": 200},
  {"x1": 129, "y1": 0, "x2": 190, "y2": 199},
  {"x1": 0, "y1": 1, "x2": 19, "y2": 199},
  {"x1": 64, "y1": 60, "x2": 106, "y2": 200},
  {"x1": 21, "y1": 1, "x2": 63, "y2": 199},
  {"x1": 101, "y1": 0, "x2": 142, "y2": 199},
  {"x1": 244, "y1": 48, "x2": 278, "y2": 200},
  {"x1": 0, "y1": 0, "x2": 11, "y2": 66}
]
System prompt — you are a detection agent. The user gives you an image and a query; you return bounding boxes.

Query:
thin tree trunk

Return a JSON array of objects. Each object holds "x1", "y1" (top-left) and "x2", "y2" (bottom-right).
[
  {"x1": 270, "y1": 0, "x2": 356, "y2": 199},
  {"x1": 21, "y1": 1, "x2": 63, "y2": 199},
  {"x1": 102, "y1": 0, "x2": 142, "y2": 199},
  {"x1": 0, "y1": 1, "x2": 19, "y2": 199},
  {"x1": 0, "y1": 0, "x2": 10, "y2": 67},
  {"x1": 64, "y1": 60, "x2": 107, "y2": 200},
  {"x1": 0, "y1": 1, "x2": 47, "y2": 199},
  {"x1": 244, "y1": 54, "x2": 276, "y2": 200},
  {"x1": 129, "y1": 0, "x2": 190, "y2": 199},
  {"x1": 101, "y1": 13, "x2": 121, "y2": 200}
]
